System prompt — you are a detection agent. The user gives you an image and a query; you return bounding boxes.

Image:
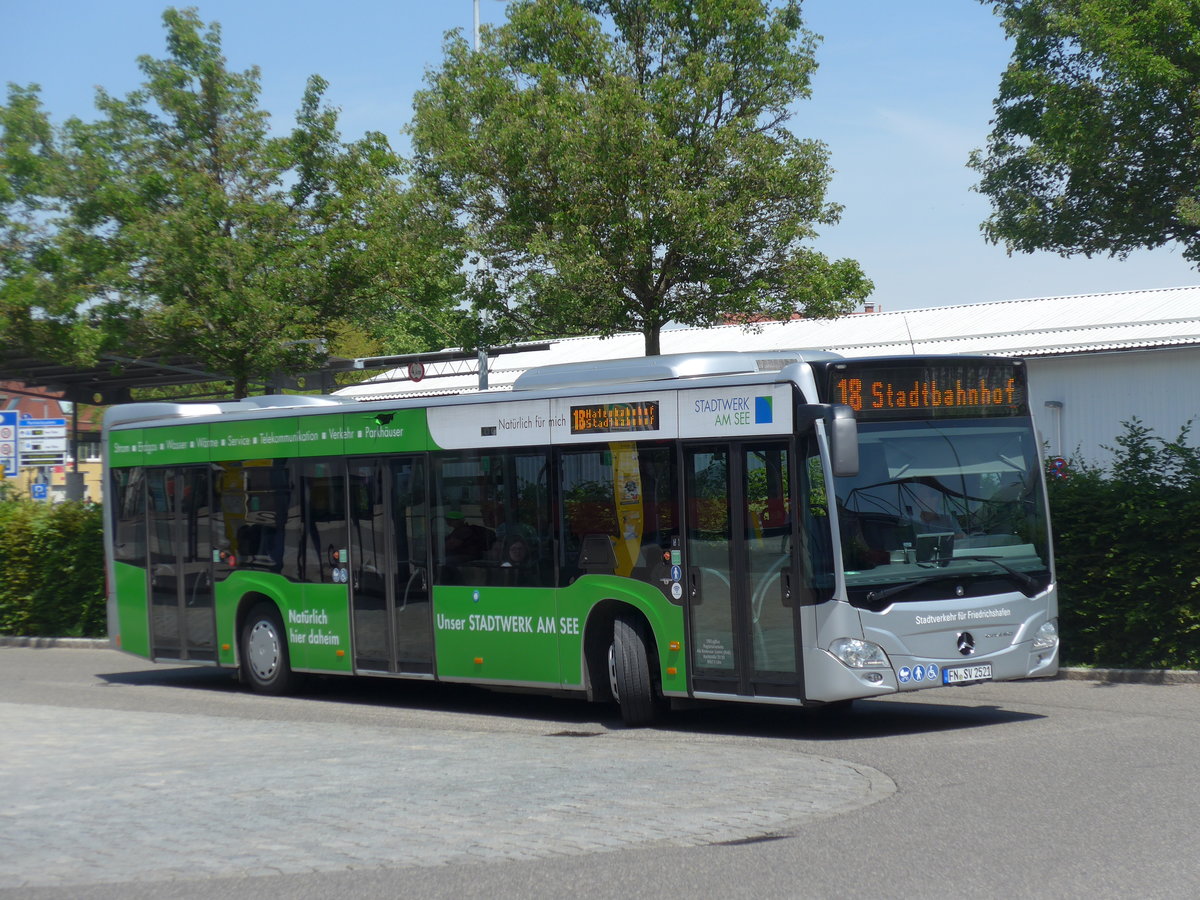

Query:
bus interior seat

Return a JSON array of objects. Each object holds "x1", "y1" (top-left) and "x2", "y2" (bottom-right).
[{"x1": 578, "y1": 533, "x2": 617, "y2": 575}]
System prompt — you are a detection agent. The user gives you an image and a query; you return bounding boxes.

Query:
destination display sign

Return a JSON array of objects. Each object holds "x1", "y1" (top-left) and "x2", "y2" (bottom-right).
[
  {"x1": 569, "y1": 400, "x2": 660, "y2": 435},
  {"x1": 827, "y1": 362, "x2": 1027, "y2": 420}
]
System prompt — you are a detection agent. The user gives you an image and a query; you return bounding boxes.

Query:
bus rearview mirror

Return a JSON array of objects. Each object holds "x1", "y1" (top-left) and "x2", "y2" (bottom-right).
[
  {"x1": 797, "y1": 403, "x2": 859, "y2": 477},
  {"x1": 829, "y1": 405, "x2": 859, "y2": 477}
]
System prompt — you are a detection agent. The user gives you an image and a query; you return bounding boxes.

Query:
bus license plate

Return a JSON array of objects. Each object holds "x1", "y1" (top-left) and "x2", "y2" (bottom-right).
[{"x1": 943, "y1": 664, "x2": 992, "y2": 685}]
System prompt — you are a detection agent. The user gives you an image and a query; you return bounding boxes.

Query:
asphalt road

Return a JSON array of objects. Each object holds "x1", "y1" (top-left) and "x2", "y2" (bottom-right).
[{"x1": 2, "y1": 647, "x2": 1199, "y2": 899}]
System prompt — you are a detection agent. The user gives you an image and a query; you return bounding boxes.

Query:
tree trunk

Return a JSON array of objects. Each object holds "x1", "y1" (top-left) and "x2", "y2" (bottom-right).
[{"x1": 643, "y1": 326, "x2": 661, "y2": 357}]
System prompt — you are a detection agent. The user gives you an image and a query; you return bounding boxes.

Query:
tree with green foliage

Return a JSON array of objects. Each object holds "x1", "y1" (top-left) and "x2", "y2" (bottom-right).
[
  {"x1": 1050, "y1": 419, "x2": 1200, "y2": 669},
  {"x1": 0, "y1": 85, "x2": 104, "y2": 364},
  {"x1": 971, "y1": 0, "x2": 1200, "y2": 264},
  {"x1": 2, "y1": 8, "x2": 463, "y2": 397},
  {"x1": 411, "y1": 0, "x2": 871, "y2": 356}
]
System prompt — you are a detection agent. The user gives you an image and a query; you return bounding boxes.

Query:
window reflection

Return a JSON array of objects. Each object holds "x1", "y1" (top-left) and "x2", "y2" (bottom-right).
[{"x1": 832, "y1": 419, "x2": 1051, "y2": 592}]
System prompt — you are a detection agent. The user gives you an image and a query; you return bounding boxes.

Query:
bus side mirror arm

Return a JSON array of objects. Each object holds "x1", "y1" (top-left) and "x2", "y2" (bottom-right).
[{"x1": 799, "y1": 404, "x2": 859, "y2": 478}]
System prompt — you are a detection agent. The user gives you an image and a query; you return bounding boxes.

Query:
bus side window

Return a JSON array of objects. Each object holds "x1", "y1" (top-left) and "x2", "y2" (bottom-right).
[
  {"x1": 558, "y1": 443, "x2": 678, "y2": 595},
  {"x1": 435, "y1": 450, "x2": 553, "y2": 587},
  {"x1": 111, "y1": 467, "x2": 147, "y2": 566}
]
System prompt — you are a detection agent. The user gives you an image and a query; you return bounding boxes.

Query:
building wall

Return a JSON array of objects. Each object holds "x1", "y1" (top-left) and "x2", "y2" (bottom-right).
[
  {"x1": 1027, "y1": 347, "x2": 1200, "y2": 469},
  {"x1": 2, "y1": 458, "x2": 103, "y2": 503}
]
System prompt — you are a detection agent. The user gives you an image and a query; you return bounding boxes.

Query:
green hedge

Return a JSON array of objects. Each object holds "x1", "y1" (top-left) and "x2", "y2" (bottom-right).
[
  {"x1": 3, "y1": 421, "x2": 1200, "y2": 668},
  {"x1": 1049, "y1": 420, "x2": 1200, "y2": 669},
  {"x1": 0, "y1": 485, "x2": 106, "y2": 637}
]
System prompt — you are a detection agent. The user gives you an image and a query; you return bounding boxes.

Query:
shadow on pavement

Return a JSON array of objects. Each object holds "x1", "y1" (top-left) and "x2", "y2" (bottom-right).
[
  {"x1": 99, "y1": 665, "x2": 241, "y2": 691},
  {"x1": 96, "y1": 663, "x2": 1043, "y2": 740},
  {"x1": 662, "y1": 696, "x2": 1043, "y2": 741}
]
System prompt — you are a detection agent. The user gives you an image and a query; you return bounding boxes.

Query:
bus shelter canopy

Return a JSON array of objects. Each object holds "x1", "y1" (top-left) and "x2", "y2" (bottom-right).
[{"x1": 0, "y1": 346, "x2": 269, "y2": 405}]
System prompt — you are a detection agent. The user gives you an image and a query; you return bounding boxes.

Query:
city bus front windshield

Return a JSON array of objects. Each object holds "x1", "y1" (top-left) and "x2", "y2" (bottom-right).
[{"x1": 832, "y1": 418, "x2": 1051, "y2": 604}]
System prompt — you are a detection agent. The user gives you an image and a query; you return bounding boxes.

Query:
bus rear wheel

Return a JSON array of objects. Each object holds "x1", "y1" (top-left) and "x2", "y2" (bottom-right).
[
  {"x1": 608, "y1": 613, "x2": 661, "y2": 727},
  {"x1": 240, "y1": 603, "x2": 294, "y2": 695}
]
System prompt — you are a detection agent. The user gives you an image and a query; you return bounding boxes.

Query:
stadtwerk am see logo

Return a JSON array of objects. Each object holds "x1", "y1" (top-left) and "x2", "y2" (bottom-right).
[{"x1": 693, "y1": 395, "x2": 773, "y2": 426}]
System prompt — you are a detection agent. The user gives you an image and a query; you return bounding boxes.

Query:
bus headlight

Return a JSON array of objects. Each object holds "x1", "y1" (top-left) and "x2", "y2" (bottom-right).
[
  {"x1": 829, "y1": 638, "x2": 889, "y2": 669},
  {"x1": 1032, "y1": 620, "x2": 1059, "y2": 651}
]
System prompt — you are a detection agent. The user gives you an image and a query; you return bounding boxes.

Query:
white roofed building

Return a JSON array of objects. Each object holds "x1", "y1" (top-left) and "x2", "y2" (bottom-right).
[{"x1": 336, "y1": 285, "x2": 1200, "y2": 468}]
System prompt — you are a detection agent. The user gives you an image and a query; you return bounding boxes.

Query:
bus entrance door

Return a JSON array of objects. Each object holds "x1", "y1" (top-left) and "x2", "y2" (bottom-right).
[
  {"x1": 348, "y1": 457, "x2": 434, "y2": 675},
  {"x1": 685, "y1": 442, "x2": 800, "y2": 699},
  {"x1": 145, "y1": 466, "x2": 217, "y2": 662}
]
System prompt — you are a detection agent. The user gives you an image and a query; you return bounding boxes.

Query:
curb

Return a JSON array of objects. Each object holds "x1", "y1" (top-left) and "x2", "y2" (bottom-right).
[
  {"x1": 2, "y1": 638, "x2": 1198, "y2": 684},
  {"x1": 1057, "y1": 666, "x2": 1200, "y2": 685},
  {"x1": 0, "y1": 636, "x2": 112, "y2": 650}
]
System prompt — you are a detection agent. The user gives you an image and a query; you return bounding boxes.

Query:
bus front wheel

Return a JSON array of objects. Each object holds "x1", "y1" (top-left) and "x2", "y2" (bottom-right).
[
  {"x1": 608, "y1": 614, "x2": 661, "y2": 727},
  {"x1": 240, "y1": 603, "x2": 294, "y2": 695}
]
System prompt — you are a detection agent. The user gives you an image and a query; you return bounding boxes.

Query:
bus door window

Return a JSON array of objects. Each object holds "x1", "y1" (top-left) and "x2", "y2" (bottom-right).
[
  {"x1": 179, "y1": 465, "x2": 216, "y2": 657},
  {"x1": 685, "y1": 443, "x2": 803, "y2": 693},
  {"x1": 146, "y1": 468, "x2": 181, "y2": 655},
  {"x1": 144, "y1": 465, "x2": 216, "y2": 661},
  {"x1": 348, "y1": 461, "x2": 390, "y2": 670},
  {"x1": 685, "y1": 448, "x2": 736, "y2": 675},
  {"x1": 744, "y1": 444, "x2": 795, "y2": 676},
  {"x1": 390, "y1": 457, "x2": 432, "y2": 668},
  {"x1": 347, "y1": 457, "x2": 433, "y2": 673}
]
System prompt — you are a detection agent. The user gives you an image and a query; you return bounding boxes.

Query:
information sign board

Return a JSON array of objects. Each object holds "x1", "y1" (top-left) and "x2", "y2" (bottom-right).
[{"x1": 19, "y1": 417, "x2": 68, "y2": 467}]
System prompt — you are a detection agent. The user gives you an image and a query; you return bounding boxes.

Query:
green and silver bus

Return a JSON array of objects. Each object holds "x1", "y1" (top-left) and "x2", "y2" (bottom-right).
[{"x1": 103, "y1": 351, "x2": 1059, "y2": 724}]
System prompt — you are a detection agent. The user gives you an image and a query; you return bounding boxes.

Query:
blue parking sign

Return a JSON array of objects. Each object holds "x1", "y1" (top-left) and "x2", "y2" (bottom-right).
[{"x1": 30, "y1": 483, "x2": 49, "y2": 500}]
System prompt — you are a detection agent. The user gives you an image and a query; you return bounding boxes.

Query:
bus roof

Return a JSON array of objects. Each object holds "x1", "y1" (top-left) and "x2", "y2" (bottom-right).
[
  {"x1": 104, "y1": 351, "x2": 841, "y2": 431},
  {"x1": 510, "y1": 350, "x2": 840, "y2": 392}
]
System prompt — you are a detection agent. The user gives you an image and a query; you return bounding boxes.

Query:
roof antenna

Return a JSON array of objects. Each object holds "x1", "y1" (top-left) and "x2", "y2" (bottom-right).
[{"x1": 902, "y1": 314, "x2": 916, "y2": 355}]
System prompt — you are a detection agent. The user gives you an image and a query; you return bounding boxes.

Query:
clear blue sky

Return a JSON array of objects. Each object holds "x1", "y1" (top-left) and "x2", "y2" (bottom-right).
[{"x1": 4, "y1": 0, "x2": 1195, "y2": 311}]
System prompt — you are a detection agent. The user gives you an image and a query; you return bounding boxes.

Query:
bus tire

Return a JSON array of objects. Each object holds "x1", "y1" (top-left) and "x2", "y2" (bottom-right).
[
  {"x1": 240, "y1": 602, "x2": 294, "y2": 695},
  {"x1": 609, "y1": 613, "x2": 660, "y2": 727}
]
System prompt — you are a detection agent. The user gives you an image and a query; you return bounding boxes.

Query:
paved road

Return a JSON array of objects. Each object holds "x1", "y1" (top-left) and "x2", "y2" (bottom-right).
[{"x1": 2, "y1": 647, "x2": 1199, "y2": 898}]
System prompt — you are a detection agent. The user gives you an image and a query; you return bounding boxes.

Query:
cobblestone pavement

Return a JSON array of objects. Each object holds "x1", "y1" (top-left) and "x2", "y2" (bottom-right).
[{"x1": 0, "y1": 701, "x2": 893, "y2": 889}]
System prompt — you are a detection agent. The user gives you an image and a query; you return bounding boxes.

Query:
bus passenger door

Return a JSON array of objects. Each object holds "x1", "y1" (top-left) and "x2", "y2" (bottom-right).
[
  {"x1": 348, "y1": 457, "x2": 434, "y2": 675},
  {"x1": 684, "y1": 442, "x2": 800, "y2": 698},
  {"x1": 145, "y1": 465, "x2": 217, "y2": 662}
]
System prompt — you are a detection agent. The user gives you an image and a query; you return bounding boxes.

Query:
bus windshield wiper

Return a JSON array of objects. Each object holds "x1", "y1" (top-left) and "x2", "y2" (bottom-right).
[
  {"x1": 864, "y1": 557, "x2": 1042, "y2": 604},
  {"x1": 953, "y1": 556, "x2": 1041, "y2": 595},
  {"x1": 865, "y1": 574, "x2": 958, "y2": 604}
]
